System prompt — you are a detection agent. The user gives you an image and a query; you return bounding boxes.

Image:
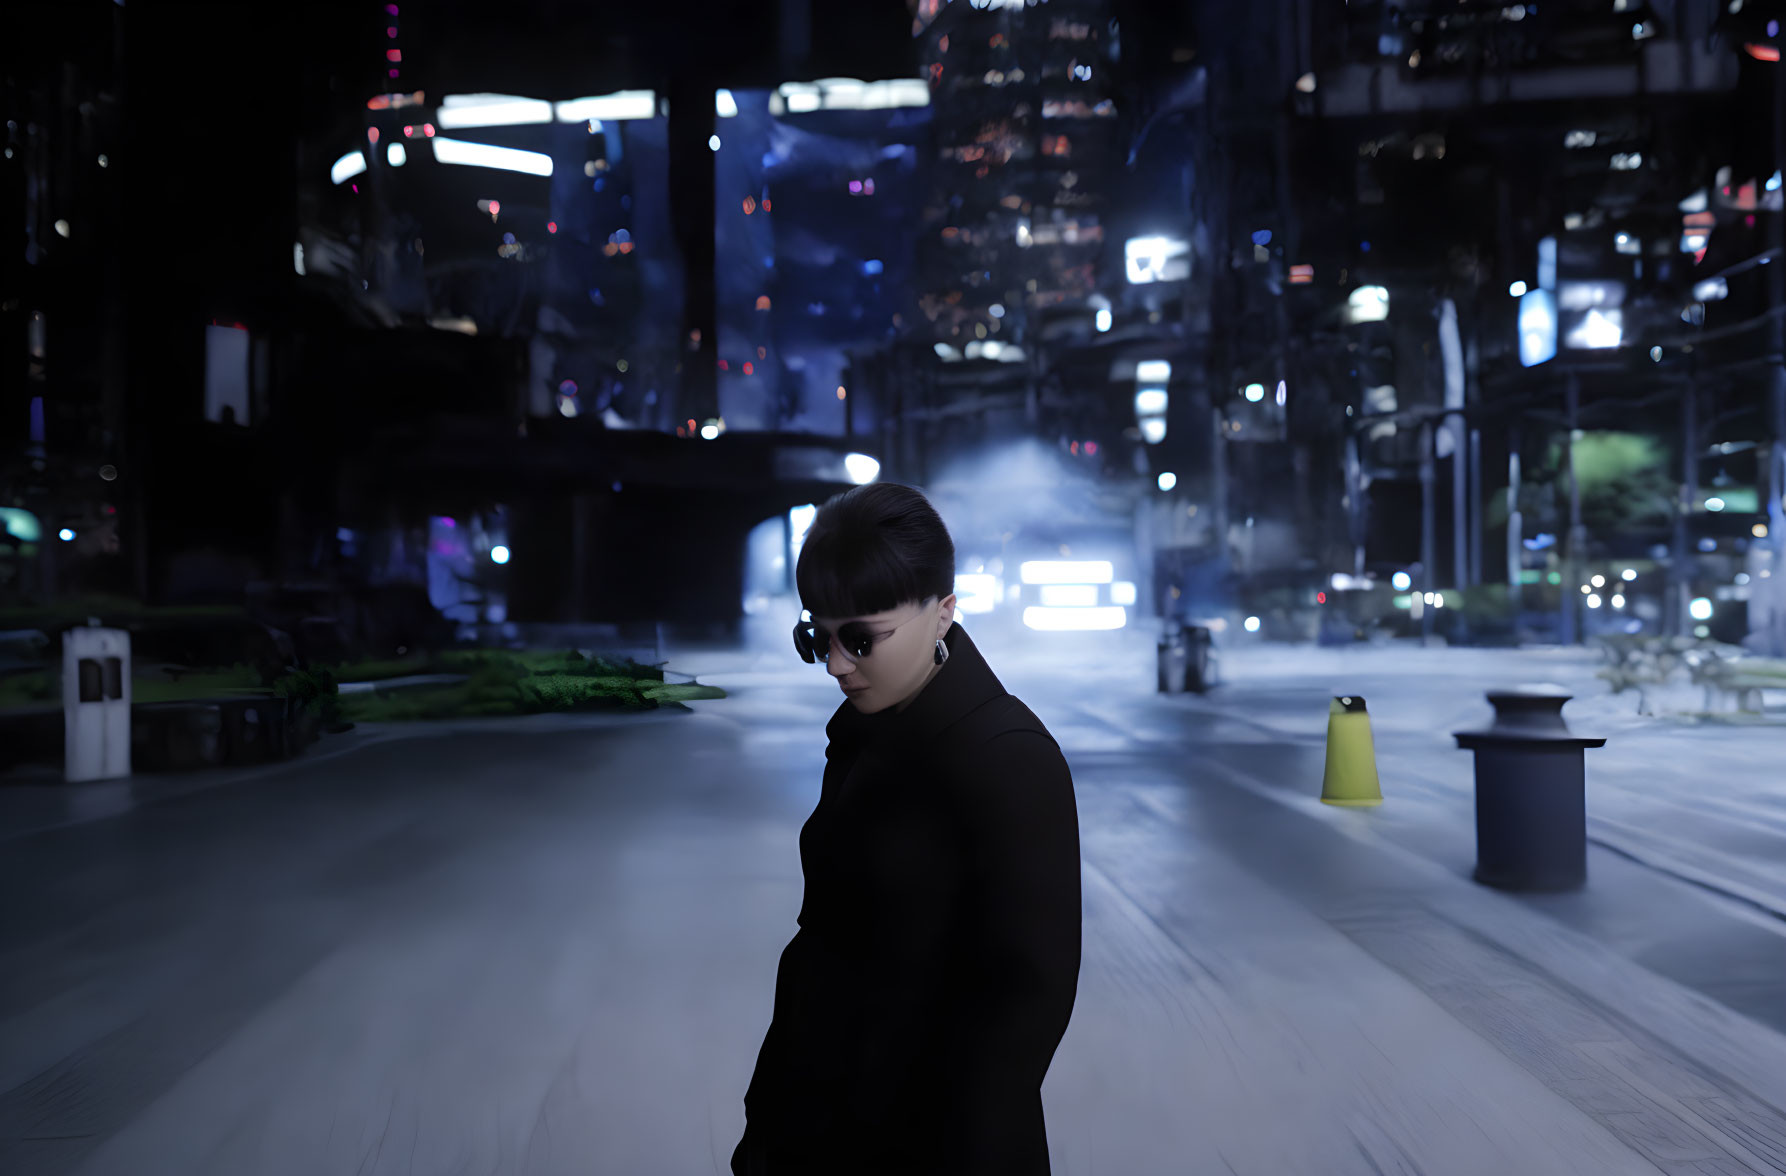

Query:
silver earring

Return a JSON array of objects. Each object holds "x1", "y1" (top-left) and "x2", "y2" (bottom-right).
[{"x1": 934, "y1": 638, "x2": 949, "y2": 666}]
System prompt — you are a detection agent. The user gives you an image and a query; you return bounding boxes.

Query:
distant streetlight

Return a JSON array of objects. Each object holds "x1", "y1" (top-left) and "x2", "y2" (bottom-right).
[
  {"x1": 1519, "y1": 289, "x2": 1557, "y2": 366},
  {"x1": 1157, "y1": 472, "x2": 1177, "y2": 492},
  {"x1": 1346, "y1": 286, "x2": 1389, "y2": 324},
  {"x1": 844, "y1": 453, "x2": 881, "y2": 484},
  {"x1": 490, "y1": 545, "x2": 511, "y2": 564},
  {"x1": 1564, "y1": 308, "x2": 1623, "y2": 350},
  {"x1": 1124, "y1": 235, "x2": 1190, "y2": 284}
]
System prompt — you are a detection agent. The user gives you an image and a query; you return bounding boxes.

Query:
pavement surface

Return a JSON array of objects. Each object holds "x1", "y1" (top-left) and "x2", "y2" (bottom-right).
[{"x1": 0, "y1": 622, "x2": 1783, "y2": 1174}]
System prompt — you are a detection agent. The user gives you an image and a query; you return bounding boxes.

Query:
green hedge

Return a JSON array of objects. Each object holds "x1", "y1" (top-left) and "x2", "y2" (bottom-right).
[
  {"x1": 1, "y1": 647, "x2": 717, "y2": 722},
  {"x1": 335, "y1": 649, "x2": 720, "y2": 722}
]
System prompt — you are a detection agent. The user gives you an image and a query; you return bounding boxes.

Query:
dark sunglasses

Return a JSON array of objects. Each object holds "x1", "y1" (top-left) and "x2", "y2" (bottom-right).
[
  {"x1": 792, "y1": 598, "x2": 935, "y2": 665},
  {"x1": 792, "y1": 619, "x2": 879, "y2": 665}
]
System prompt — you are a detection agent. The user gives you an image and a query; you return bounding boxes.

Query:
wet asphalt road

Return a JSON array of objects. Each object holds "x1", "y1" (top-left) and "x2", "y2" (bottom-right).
[{"x1": 3, "y1": 646, "x2": 1785, "y2": 1175}]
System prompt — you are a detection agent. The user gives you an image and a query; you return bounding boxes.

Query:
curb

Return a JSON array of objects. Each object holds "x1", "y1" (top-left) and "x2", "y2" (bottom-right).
[
  {"x1": 1187, "y1": 753, "x2": 1786, "y2": 1118},
  {"x1": 1171, "y1": 690, "x2": 1786, "y2": 924},
  {"x1": 0, "y1": 708, "x2": 695, "y2": 845}
]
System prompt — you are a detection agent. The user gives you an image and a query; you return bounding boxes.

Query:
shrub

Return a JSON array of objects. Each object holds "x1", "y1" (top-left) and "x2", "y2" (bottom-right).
[{"x1": 274, "y1": 667, "x2": 342, "y2": 725}]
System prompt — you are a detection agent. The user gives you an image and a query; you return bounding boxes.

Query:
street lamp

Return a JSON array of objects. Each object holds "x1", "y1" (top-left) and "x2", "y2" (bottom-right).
[
  {"x1": 1124, "y1": 236, "x2": 1190, "y2": 284},
  {"x1": 1518, "y1": 289, "x2": 1558, "y2": 367},
  {"x1": 1346, "y1": 286, "x2": 1389, "y2": 324}
]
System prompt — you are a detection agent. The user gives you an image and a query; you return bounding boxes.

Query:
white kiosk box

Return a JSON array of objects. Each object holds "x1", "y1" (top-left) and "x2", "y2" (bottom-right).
[{"x1": 63, "y1": 624, "x2": 131, "y2": 782}]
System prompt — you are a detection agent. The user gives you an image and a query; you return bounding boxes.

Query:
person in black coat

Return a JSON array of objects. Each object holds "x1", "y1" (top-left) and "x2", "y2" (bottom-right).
[{"x1": 732, "y1": 482, "x2": 1082, "y2": 1175}]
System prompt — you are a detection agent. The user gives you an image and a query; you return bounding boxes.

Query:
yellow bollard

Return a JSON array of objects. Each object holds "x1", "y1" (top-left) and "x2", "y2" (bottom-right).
[{"x1": 1321, "y1": 695, "x2": 1383, "y2": 807}]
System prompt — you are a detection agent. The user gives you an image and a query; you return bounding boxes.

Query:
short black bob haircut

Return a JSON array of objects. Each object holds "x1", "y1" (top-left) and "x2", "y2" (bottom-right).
[{"x1": 795, "y1": 482, "x2": 956, "y2": 620}]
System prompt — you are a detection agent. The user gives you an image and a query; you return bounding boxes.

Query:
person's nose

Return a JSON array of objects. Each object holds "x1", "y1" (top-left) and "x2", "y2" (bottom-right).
[{"x1": 825, "y1": 637, "x2": 853, "y2": 677}]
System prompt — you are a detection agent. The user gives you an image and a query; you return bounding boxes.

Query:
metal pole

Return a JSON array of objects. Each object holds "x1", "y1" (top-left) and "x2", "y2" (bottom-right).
[
  {"x1": 1562, "y1": 376, "x2": 1584, "y2": 645},
  {"x1": 1767, "y1": 58, "x2": 1786, "y2": 655},
  {"x1": 1212, "y1": 406, "x2": 1230, "y2": 581},
  {"x1": 669, "y1": 79, "x2": 718, "y2": 432},
  {"x1": 1345, "y1": 431, "x2": 1365, "y2": 578},
  {"x1": 1673, "y1": 378, "x2": 1697, "y2": 637},
  {"x1": 1420, "y1": 419, "x2": 1436, "y2": 644},
  {"x1": 1469, "y1": 427, "x2": 1483, "y2": 590},
  {"x1": 1452, "y1": 422, "x2": 1468, "y2": 592},
  {"x1": 1507, "y1": 426, "x2": 1523, "y2": 621}
]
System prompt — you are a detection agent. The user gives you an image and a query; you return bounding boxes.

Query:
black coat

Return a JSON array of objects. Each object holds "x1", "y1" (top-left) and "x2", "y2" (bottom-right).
[{"x1": 734, "y1": 620, "x2": 1082, "y2": 1175}]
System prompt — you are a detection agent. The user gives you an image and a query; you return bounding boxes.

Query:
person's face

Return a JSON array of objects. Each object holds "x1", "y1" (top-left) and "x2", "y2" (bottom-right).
[{"x1": 809, "y1": 593, "x2": 956, "y2": 712}]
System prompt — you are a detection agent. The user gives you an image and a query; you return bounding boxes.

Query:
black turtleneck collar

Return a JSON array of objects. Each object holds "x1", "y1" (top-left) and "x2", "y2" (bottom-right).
[{"x1": 823, "y1": 620, "x2": 1009, "y2": 753}]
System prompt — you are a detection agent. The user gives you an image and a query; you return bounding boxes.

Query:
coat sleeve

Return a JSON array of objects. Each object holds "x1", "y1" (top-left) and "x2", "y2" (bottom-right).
[{"x1": 946, "y1": 727, "x2": 1083, "y2": 1169}]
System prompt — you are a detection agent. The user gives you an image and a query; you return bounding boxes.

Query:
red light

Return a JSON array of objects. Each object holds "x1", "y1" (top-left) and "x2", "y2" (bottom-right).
[
  {"x1": 387, "y1": 26, "x2": 398, "y2": 38},
  {"x1": 1694, "y1": 248, "x2": 1708, "y2": 264},
  {"x1": 743, "y1": 362, "x2": 754, "y2": 375},
  {"x1": 761, "y1": 198, "x2": 771, "y2": 211},
  {"x1": 389, "y1": 69, "x2": 400, "y2": 78},
  {"x1": 1746, "y1": 42, "x2": 1782, "y2": 62},
  {"x1": 403, "y1": 125, "x2": 414, "y2": 137},
  {"x1": 742, "y1": 196, "x2": 756, "y2": 215},
  {"x1": 368, "y1": 126, "x2": 380, "y2": 144},
  {"x1": 489, "y1": 200, "x2": 500, "y2": 216},
  {"x1": 1317, "y1": 591, "x2": 1327, "y2": 604},
  {"x1": 423, "y1": 123, "x2": 435, "y2": 137},
  {"x1": 1085, "y1": 441, "x2": 1098, "y2": 455},
  {"x1": 547, "y1": 221, "x2": 558, "y2": 233},
  {"x1": 718, "y1": 360, "x2": 729, "y2": 370},
  {"x1": 387, "y1": 49, "x2": 402, "y2": 62}
]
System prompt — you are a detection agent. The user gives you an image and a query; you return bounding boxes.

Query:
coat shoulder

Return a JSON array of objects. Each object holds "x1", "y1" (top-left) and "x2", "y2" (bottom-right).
[{"x1": 944, "y1": 693, "x2": 1059, "y2": 757}]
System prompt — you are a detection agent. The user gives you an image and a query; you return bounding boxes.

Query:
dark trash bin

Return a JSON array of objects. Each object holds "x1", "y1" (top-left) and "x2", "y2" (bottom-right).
[
  {"x1": 1182, "y1": 625, "x2": 1214, "y2": 692},
  {"x1": 1157, "y1": 624, "x2": 1215, "y2": 694},
  {"x1": 1453, "y1": 686, "x2": 1606, "y2": 892},
  {"x1": 1157, "y1": 632, "x2": 1188, "y2": 693}
]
